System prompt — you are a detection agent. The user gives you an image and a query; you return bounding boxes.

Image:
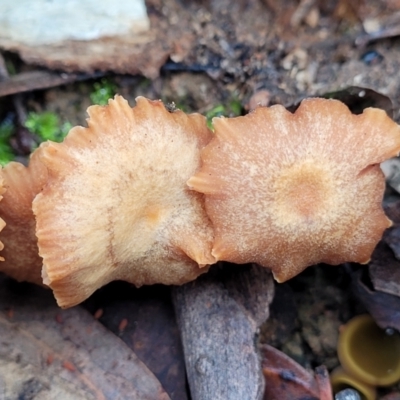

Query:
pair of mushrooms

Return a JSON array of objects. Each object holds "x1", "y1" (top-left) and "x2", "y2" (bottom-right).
[{"x1": 0, "y1": 95, "x2": 399, "y2": 308}]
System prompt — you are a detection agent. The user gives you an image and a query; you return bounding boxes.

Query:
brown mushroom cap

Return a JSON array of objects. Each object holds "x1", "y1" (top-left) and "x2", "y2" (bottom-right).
[
  {"x1": 0, "y1": 151, "x2": 47, "y2": 284},
  {"x1": 188, "y1": 98, "x2": 400, "y2": 282},
  {"x1": 33, "y1": 95, "x2": 215, "y2": 308}
]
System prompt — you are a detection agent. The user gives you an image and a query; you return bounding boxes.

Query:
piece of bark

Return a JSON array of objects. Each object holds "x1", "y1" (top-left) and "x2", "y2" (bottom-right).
[
  {"x1": 0, "y1": 277, "x2": 170, "y2": 400},
  {"x1": 0, "y1": 0, "x2": 149, "y2": 47},
  {"x1": 172, "y1": 263, "x2": 274, "y2": 400},
  {"x1": 0, "y1": 0, "x2": 193, "y2": 80}
]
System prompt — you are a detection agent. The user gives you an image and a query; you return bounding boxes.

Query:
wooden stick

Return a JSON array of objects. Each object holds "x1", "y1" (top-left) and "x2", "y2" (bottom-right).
[
  {"x1": 0, "y1": 69, "x2": 104, "y2": 97},
  {"x1": 173, "y1": 263, "x2": 274, "y2": 400}
]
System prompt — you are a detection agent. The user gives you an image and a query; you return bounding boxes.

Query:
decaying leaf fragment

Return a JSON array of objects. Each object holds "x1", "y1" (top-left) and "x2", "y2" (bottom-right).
[
  {"x1": 262, "y1": 344, "x2": 333, "y2": 400},
  {"x1": 33, "y1": 96, "x2": 215, "y2": 308},
  {"x1": 189, "y1": 98, "x2": 400, "y2": 282}
]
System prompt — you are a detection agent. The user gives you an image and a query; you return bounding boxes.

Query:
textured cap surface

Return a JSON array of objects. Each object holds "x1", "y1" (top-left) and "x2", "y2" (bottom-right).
[
  {"x1": 188, "y1": 98, "x2": 400, "y2": 281},
  {"x1": 33, "y1": 96, "x2": 215, "y2": 307}
]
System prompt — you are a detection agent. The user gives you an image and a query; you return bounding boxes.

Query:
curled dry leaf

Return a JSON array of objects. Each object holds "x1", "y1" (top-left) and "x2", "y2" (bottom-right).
[
  {"x1": 383, "y1": 199, "x2": 400, "y2": 262},
  {"x1": 369, "y1": 242, "x2": 400, "y2": 297},
  {"x1": 33, "y1": 95, "x2": 215, "y2": 308},
  {"x1": 188, "y1": 98, "x2": 400, "y2": 282},
  {"x1": 352, "y1": 269, "x2": 400, "y2": 331},
  {"x1": 0, "y1": 151, "x2": 47, "y2": 285}
]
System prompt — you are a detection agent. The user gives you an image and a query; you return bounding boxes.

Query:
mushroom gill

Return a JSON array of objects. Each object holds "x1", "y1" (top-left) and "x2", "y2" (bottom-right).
[
  {"x1": 0, "y1": 151, "x2": 47, "y2": 284},
  {"x1": 188, "y1": 98, "x2": 400, "y2": 282},
  {"x1": 33, "y1": 95, "x2": 215, "y2": 308}
]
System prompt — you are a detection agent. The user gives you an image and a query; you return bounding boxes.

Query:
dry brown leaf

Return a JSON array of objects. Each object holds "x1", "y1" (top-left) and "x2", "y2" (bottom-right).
[
  {"x1": 352, "y1": 269, "x2": 400, "y2": 331},
  {"x1": 262, "y1": 344, "x2": 332, "y2": 400},
  {"x1": 369, "y1": 242, "x2": 400, "y2": 297},
  {"x1": 0, "y1": 277, "x2": 170, "y2": 400},
  {"x1": 83, "y1": 283, "x2": 188, "y2": 400}
]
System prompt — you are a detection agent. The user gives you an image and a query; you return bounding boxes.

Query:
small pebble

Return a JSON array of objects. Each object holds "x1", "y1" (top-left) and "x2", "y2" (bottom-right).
[
  {"x1": 335, "y1": 388, "x2": 361, "y2": 400},
  {"x1": 361, "y1": 50, "x2": 383, "y2": 66}
]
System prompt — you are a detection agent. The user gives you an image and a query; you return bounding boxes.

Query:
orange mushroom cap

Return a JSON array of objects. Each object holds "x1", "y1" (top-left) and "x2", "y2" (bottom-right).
[
  {"x1": 33, "y1": 95, "x2": 215, "y2": 308},
  {"x1": 0, "y1": 151, "x2": 47, "y2": 284},
  {"x1": 188, "y1": 98, "x2": 400, "y2": 282}
]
